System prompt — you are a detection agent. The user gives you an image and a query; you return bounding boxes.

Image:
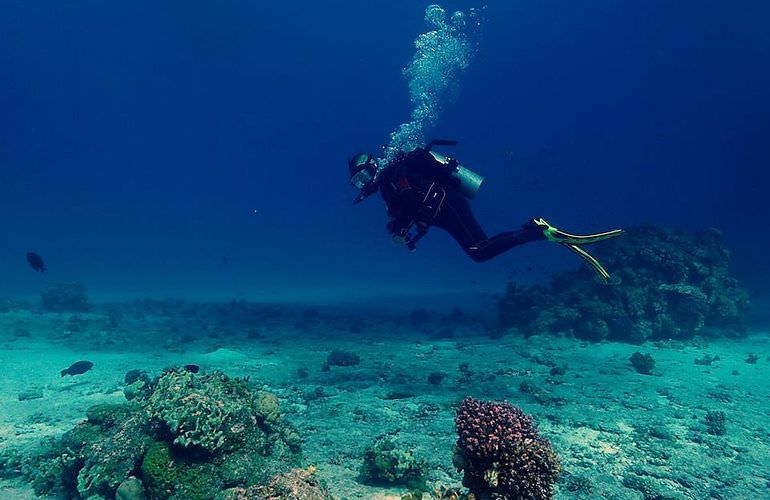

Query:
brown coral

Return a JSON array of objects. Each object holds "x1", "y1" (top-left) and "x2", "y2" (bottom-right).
[{"x1": 454, "y1": 397, "x2": 560, "y2": 500}]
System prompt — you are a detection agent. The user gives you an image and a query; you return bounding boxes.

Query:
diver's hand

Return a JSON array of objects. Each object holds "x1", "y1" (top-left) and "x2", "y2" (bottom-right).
[
  {"x1": 392, "y1": 224, "x2": 412, "y2": 246},
  {"x1": 387, "y1": 218, "x2": 408, "y2": 237},
  {"x1": 392, "y1": 232, "x2": 408, "y2": 246}
]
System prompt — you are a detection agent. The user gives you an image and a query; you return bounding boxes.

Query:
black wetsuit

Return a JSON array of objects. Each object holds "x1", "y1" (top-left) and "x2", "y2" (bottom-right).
[{"x1": 377, "y1": 148, "x2": 544, "y2": 262}]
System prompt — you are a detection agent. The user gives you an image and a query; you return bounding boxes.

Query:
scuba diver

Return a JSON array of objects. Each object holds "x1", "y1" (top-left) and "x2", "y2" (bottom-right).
[{"x1": 349, "y1": 140, "x2": 623, "y2": 282}]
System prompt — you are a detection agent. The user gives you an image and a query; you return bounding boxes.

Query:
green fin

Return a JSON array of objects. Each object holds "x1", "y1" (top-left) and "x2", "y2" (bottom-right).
[
  {"x1": 533, "y1": 217, "x2": 623, "y2": 245},
  {"x1": 563, "y1": 243, "x2": 612, "y2": 283},
  {"x1": 532, "y1": 217, "x2": 623, "y2": 283}
]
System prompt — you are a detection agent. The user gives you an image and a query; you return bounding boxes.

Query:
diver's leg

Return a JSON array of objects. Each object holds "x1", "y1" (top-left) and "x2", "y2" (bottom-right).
[{"x1": 435, "y1": 193, "x2": 543, "y2": 262}]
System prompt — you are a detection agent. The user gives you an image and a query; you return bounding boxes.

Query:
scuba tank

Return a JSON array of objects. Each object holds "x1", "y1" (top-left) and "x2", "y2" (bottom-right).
[{"x1": 425, "y1": 139, "x2": 484, "y2": 198}]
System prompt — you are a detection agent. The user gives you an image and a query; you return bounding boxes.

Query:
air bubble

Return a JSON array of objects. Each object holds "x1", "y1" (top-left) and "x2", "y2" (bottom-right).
[{"x1": 381, "y1": 4, "x2": 484, "y2": 167}]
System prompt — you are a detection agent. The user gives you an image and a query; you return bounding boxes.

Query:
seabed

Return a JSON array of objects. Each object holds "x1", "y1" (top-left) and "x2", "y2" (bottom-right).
[{"x1": 0, "y1": 298, "x2": 768, "y2": 499}]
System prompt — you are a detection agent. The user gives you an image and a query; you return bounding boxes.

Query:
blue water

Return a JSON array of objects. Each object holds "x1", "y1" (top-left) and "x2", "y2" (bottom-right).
[{"x1": 1, "y1": 1, "x2": 768, "y2": 301}]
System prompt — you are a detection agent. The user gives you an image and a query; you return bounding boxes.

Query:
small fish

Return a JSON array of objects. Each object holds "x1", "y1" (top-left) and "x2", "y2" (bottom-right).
[
  {"x1": 61, "y1": 360, "x2": 93, "y2": 377},
  {"x1": 183, "y1": 364, "x2": 200, "y2": 373},
  {"x1": 26, "y1": 252, "x2": 47, "y2": 272}
]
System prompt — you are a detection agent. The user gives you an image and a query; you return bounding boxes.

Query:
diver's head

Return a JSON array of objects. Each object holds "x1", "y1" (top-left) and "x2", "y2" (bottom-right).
[{"x1": 348, "y1": 153, "x2": 378, "y2": 189}]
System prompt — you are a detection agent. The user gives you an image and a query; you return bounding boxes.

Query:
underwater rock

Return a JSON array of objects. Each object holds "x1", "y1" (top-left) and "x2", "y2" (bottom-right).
[
  {"x1": 116, "y1": 476, "x2": 146, "y2": 500},
  {"x1": 18, "y1": 405, "x2": 144, "y2": 498},
  {"x1": 40, "y1": 282, "x2": 90, "y2": 312},
  {"x1": 359, "y1": 433, "x2": 426, "y2": 489},
  {"x1": 622, "y1": 473, "x2": 681, "y2": 499},
  {"x1": 629, "y1": 352, "x2": 655, "y2": 375},
  {"x1": 497, "y1": 225, "x2": 750, "y2": 342},
  {"x1": 694, "y1": 354, "x2": 720, "y2": 366},
  {"x1": 17, "y1": 389, "x2": 43, "y2": 401},
  {"x1": 457, "y1": 362, "x2": 474, "y2": 384},
  {"x1": 77, "y1": 411, "x2": 152, "y2": 498},
  {"x1": 215, "y1": 467, "x2": 334, "y2": 500},
  {"x1": 427, "y1": 371, "x2": 448, "y2": 385},
  {"x1": 561, "y1": 472, "x2": 594, "y2": 496},
  {"x1": 744, "y1": 353, "x2": 759, "y2": 364},
  {"x1": 323, "y1": 349, "x2": 361, "y2": 370},
  {"x1": 140, "y1": 440, "x2": 221, "y2": 499},
  {"x1": 704, "y1": 410, "x2": 727, "y2": 436},
  {"x1": 124, "y1": 372, "x2": 153, "y2": 401},
  {"x1": 85, "y1": 403, "x2": 133, "y2": 426},
  {"x1": 124, "y1": 368, "x2": 147, "y2": 385}
]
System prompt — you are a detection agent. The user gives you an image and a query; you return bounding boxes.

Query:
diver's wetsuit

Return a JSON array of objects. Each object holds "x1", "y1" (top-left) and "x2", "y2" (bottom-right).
[{"x1": 378, "y1": 148, "x2": 544, "y2": 262}]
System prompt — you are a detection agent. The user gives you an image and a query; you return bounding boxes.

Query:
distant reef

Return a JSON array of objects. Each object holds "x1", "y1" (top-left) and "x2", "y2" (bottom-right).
[
  {"x1": 497, "y1": 225, "x2": 750, "y2": 343},
  {"x1": 40, "y1": 282, "x2": 90, "y2": 313}
]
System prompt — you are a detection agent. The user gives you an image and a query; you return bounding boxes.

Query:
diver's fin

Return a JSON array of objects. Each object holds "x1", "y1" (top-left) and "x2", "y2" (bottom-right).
[
  {"x1": 530, "y1": 217, "x2": 623, "y2": 283},
  {"x1": 562, "y1": 243, "x2": 612, "y2": 283},
  {"x1": 533, "y1": 217, "x2": 623, "y2": 245}
]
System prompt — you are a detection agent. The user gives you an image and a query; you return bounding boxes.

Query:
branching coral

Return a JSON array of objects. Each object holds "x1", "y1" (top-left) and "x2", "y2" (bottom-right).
[{"x1": 454, "y1": 397, "x2": 560, "y2": 500}]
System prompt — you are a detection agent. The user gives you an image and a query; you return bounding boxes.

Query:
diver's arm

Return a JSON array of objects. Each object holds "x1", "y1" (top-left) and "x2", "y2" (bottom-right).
[
  {"x1": 384, "y1": 201, "x2": 414, "y2": 238},
  {"x1": 381, "y1": 181, "x2": 417, "y2": 242}
]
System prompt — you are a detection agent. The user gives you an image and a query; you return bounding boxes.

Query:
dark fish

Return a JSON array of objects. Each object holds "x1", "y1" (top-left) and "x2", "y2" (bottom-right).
[
  {"x1": 183, "y1": 364, "x2": 200, "y2": 373},
  {"x1": 26, "y1": 252, "x2": 47, "y2": 272},
  {"x1": 61, "y1": 360, "x2": 93, "y2": 377}
]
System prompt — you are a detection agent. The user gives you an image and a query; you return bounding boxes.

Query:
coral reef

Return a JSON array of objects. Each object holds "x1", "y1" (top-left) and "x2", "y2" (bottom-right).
[
  {"x1": 77, "y1": 410, "x2": 152, "y2": 497},
  {"x1": 19, "y1": 404, "x2": 139, "y2": 497},
  {"x1": 497, "y1": 226, "x2": 750, "y2": 342},
  {"x1": 14, "y1": 368, "x2": 300, "y2": 499},
  {"x1": 40, "y1": 282, "x2": 90, "y2": 312},
  {"x1": 147, "y1": 369, "x2": 252, "y2": 452},
  {"x1": 453, "y1": 397, "x2": 560, "y2": 499},
  {"x1": 359, "y1": 433, "x2": 426, "y2": 489}
]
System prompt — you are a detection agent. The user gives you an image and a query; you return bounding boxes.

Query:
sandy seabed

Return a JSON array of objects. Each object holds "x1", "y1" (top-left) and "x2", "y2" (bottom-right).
[{"x1": 0, "y1": 305, "x2": 768, "y2": 499}]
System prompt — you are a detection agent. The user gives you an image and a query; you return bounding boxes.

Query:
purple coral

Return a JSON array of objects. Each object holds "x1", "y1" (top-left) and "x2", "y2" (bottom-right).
[{"x1": 454, "y1": 397, "x2": 560, "y2": 500}]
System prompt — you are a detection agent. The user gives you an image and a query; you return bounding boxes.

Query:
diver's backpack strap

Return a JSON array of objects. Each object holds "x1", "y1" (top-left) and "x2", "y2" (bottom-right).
[
  {"x1": 416, "y1": 182, "x2": 446, "y2": 229},
  {"x1": 390, "y1": 162, "x2": 413, "y2": 194}
]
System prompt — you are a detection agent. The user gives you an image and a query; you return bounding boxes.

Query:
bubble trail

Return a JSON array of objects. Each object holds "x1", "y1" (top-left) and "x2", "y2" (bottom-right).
[{"x1": 381, "y1": 4, "x2": 485, "y2": 167}]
